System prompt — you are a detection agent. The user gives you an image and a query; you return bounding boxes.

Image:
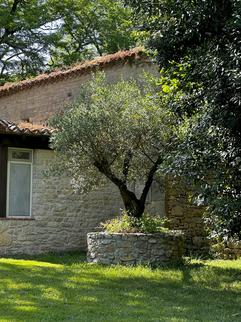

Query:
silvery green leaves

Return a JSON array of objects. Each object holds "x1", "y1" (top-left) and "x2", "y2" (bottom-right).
[{"x1": 50, "y1": 72, "x2": 177, "y2": 217}]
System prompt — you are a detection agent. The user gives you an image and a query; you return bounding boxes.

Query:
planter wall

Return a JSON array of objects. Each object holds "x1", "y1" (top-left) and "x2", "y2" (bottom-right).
[{"x1": 87, "y1": 231, "x2": 184, "y2": 266}]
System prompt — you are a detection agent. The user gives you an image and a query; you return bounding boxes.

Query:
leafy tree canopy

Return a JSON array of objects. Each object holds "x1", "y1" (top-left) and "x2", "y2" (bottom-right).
[
  {"x1": 50, "y1": 72, "x2": 177, "y2": 219},
  {"x1": 49, "y1": 0, "x2": 136, "y2": 68},
  {"x1": 126, "y1": 0, "x2": 241, "y2": 237},
  {"x1": 0, "y1": 0, "x2": 55, "y2": 84},
  {"x1": 0, "y1": 0, "x2": 136, "y2": 84}
]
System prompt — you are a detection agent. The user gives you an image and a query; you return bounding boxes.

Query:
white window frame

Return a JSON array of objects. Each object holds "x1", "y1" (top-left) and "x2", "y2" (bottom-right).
[{"x1": 6, "y1": 148, "x2": 33, "y2": 218}]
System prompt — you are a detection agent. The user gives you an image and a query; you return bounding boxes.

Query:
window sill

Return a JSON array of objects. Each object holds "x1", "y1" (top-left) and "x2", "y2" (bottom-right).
[{"x1": 0, "y1": 217, "x2": 35, "y2": 221}]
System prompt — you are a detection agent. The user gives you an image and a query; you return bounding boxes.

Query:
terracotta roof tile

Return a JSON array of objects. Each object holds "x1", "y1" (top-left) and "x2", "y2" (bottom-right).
[
  {"x1": 0, "y1": 47, "x2": 147, "y2": 98},
  {"x1": 0, "y1": 119, "x2": 54, "y2": 136}
]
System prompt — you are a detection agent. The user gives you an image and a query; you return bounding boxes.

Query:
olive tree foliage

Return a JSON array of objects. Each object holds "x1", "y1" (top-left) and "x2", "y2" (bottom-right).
[
  {"x1": 126, "y1": 0, "x2": 241, "y2": 238},
  {"x1": 50, "y1": 72, "x2": 177, "y2": 219}
]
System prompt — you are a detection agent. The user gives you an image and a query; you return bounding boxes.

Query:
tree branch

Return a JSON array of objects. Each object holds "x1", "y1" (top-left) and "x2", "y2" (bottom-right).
[
  {"x1": 93, "y1": 158, "x2": 125, "y2": 188},
  {"x1": 10, "y1": 0, "x2": 21, "y2": 14},
  {"x1": 140, "y1": 156, "x2": 162, "y2": 205},
  {"x1": 122, "y1": 150, "x2": 132, "y2": 183},
  {"x1": 140, "y1": 147, "x2": 156, "y2": 164},
  {"x1": 0, "y1": 0, "x2": 22, "y2": 45}
]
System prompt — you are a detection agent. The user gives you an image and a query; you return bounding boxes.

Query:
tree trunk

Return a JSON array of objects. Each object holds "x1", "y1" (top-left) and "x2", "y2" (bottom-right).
[
  {"x1": 93, "y1": 157, "x2": 161, "y2": 219},
  {"x1": 119, "y1": 187, "x2": 145, "y2": 219}
]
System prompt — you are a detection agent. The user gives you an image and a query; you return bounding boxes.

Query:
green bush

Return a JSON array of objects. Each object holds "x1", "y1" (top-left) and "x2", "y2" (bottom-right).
[{"x1": 101, "y1": 211, "x2": 170, "y2": 233}]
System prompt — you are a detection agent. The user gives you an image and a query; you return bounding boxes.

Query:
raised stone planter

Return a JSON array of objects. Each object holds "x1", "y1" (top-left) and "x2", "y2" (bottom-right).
[{"x1": 87, "y1": 231, "x2": 184, "y2": 266}]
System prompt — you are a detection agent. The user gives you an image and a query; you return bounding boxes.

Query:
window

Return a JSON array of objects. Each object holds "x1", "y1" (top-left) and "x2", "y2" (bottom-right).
[{"x1": 6, "y1": 148, "x2": 33, "y2": 217}]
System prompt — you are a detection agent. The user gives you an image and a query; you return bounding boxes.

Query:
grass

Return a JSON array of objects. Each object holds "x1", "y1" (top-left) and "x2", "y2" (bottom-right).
[{"x1": 0, "y1": 253, "x2": 240, "y2": 322}]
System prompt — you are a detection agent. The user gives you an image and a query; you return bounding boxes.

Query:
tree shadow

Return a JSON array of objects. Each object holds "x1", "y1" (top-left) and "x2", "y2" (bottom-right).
[
  {"x1": 0, "y1": 256, "x2": 240, "y2": 321},
  {"x1": 6, "y1": 250, "x2": 87, "y2": 265}
]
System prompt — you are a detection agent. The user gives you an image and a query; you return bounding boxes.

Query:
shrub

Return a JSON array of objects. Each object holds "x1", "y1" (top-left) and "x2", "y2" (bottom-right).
[{"x1": 101, "y1": 211, "x2": 170, "y2": 233}]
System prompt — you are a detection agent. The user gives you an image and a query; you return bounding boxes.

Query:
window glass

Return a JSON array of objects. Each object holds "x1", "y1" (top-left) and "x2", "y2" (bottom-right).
[
  {"x1": 7, "y1": 149, "x2": 32, "y2": 217},
  {"x1": 9, "y1": 149, "x2": 32, "y2": 161},
  {"x1": 12, "y1": 151, "x2": 31, "y2": 161}
]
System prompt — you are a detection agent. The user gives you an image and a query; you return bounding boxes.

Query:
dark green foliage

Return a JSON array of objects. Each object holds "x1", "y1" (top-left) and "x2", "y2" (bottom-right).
[
  {"x1": 126, "y1": 0, "x2": 241, "y2": 237},
  {"x1": 0, "y1": 0, "x2": 135, "y2": 84},
  {"x1": 0, "y1": 0, "x2": 56, "y2": 84},
  {"x1": 49, "y1": 0, "x2": 136, "y2": 68}
]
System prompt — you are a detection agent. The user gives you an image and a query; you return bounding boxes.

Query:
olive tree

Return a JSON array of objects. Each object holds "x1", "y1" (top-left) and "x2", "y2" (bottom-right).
[{"x1": 50, "y1": 72, "x2": 176, "y2": 219}]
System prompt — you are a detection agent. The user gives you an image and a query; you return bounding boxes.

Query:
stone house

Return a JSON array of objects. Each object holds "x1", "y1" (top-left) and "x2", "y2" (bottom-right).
[{"x1": 0, "y1": 48, "x2": 207, "y2": 255}]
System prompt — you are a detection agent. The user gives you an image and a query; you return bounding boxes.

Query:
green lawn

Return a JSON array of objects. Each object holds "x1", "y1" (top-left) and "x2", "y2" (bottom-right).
[{"x1": 0, "y1": 253, "x2": 240, "y2": 322}]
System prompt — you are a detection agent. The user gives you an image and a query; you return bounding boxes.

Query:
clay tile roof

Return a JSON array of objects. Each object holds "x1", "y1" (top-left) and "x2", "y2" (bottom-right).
[
  {"x1": 0, "y1": 47, "x2": 147, "y2": 98},
  {"x1": 0, "y1": 119, "x2": 54, "y2": 136}
]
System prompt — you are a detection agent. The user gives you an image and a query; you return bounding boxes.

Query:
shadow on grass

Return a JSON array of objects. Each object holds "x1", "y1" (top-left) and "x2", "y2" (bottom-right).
[
  {"x1": 6, "y1": 250, "x2": 87, "y2": 265},
  {"x1": 0, "y1": 254, "x2": 240, "y2": 322}
]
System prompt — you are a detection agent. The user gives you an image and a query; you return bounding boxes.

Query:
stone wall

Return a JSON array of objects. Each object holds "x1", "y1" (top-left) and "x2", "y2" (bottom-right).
[
  {"x1": 165, "y1": 177, "x2": 208, "y2": 255},
  {"x1": 0, "y1": 62, "x2": 156, "y2": 124},
  {"x1": 212, "y1": 240, "x2": 241, "y2": 260},
  {"x1": 0, "y1": 149, "x2": 166, "y2": 255},
  {"x1": 87, "y1": 231, "x2": 184, "y2": 265}
]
